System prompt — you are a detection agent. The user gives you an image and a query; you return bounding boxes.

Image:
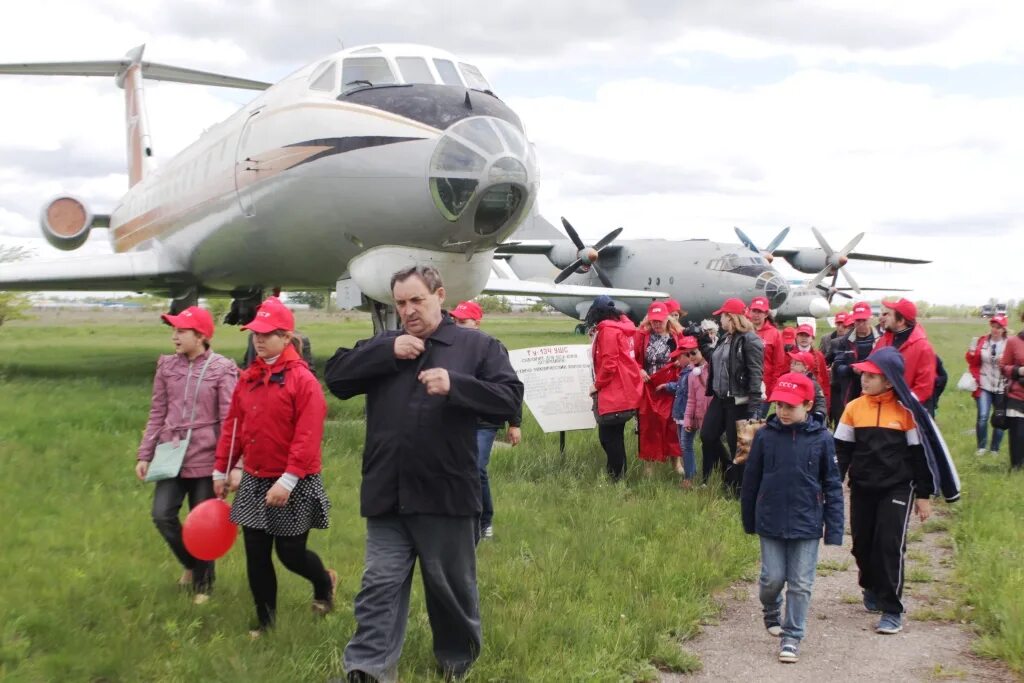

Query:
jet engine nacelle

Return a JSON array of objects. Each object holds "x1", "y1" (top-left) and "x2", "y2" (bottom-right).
[
  {"x1": 784, "y1": 249, "x2": 827, "y2": 274},
  {"x1": 39, "y1": 195, "x2": 94, "y2": 251},
  {"x1": 547, "y1": 242, "x2": 583, "y2": 270}
]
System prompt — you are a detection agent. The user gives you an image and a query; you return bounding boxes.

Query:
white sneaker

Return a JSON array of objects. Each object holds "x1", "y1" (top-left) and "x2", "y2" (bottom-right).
[
  {"x1": 976, "y1": 448, "x2": 987, "y2": 456},
  {"x1": 989, "y1": 450, "x2": 999, "y2": 456},
  {"x1": 482, "y1": 525, "x2": 494, "y2": 539}
]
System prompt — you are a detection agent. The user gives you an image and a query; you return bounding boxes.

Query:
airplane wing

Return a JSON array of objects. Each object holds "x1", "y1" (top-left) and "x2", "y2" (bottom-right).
[
  {"x1": 836, "y1": 287, "x2": 912, "y2": 292},
  {"x1": 772, "y1": 249, "x2": 929, "y2": 265},
  {"x1": 846, "y1": 252, "x2": 930, "y2": 265},
  {"x1": 0, "y1": 58, "x2": 272, "y2": 90},
  {"x1": 483, "y1": 276, "x2": 666, "y2": 299},
  {"x1": 0, "y1": 250, "x2": 193, "y2": 292},
  {"x1": 495, "y1": 240, "x2": 623, "y2": 256}
]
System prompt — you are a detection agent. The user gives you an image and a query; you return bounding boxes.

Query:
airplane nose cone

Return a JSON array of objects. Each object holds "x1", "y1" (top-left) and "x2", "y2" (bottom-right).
[
  {"x1": 427, "y1": 116, "x2": 538, "y2": 237},
  {"x1": 808, "y1": 296, "x2": 831, "y2": 318}
]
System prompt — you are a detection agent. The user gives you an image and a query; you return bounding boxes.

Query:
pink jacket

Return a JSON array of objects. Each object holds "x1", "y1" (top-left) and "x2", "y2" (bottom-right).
[
  {"x1": 138, "y1": 349, "x2": 239, "y2": 478},
  {"x1": 683, "y1": 362, "x2": 712, "y2": 430}
]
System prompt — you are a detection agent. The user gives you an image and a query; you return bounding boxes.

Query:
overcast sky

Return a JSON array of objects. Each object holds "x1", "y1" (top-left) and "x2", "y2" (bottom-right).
[{"x1": 1, "y1": 0, "x2": 1022, "y2": 306}]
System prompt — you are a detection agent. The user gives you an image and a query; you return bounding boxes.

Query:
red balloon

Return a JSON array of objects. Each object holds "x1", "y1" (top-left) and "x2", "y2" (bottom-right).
[{"x1": 183, "y1": 499, "x2": 238, "y2": 561}]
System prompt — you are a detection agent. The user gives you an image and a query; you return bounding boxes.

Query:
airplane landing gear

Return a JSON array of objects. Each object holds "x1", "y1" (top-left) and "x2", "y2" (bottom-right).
[
  {"x1": 370, "y1": 300, "x2": 400, "y2": 335},
  {"x1": 224, "y1": 289, "x2": 264, "y2": 326},
  {"x1": 168, "y1": 287, "x2": 198, "y2": 315},
  {"x1": 574, "y1": 322, "x2": 587, "y2": 335}
]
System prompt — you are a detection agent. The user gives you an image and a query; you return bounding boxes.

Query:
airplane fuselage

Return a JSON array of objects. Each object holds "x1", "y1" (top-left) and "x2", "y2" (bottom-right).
[{"x1": 505, "y1": 238, "x2": 792, "y2": 323}]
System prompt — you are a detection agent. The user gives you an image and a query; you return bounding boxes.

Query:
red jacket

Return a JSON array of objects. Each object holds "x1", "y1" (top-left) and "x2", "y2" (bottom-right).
[
  {"x1": 757, "y1": 321, "x2": 787, "y2": 393},
  {"x1": 593, "y1": 318, "x2": 643, "y2": 415},
  {"x1": 875, "y1": 324, "x2": 937, "y2": 404},
  {"x1": 214, "y1": 345, "x2": 326, "y2": 478},
  {"x1": 796, "y1": 345, "x2": 832, "y2": 413},
  {"x1": 1001, "y1": 333, "x2": 1024, "y2": 404},
  {"x1": 965, "y1": 334, "x2": 994, "y2": 399},
  {"x1": 638, "y1": 362, "x2": 681, "y2": 461}
]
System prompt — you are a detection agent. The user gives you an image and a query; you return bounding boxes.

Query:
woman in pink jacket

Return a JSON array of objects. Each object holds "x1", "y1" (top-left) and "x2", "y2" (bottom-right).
[
  {"x1": 136, "y1": 306, "x2": 239, "y2": 602},
  {"x1": 683, "y1": 346, "x2": 713, "y2": 483}
]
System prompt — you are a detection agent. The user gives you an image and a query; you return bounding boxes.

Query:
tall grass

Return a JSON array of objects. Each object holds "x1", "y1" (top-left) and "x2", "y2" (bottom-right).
[{"x1": 0, "y1": 314, "x2": 1019, "y2": 679}]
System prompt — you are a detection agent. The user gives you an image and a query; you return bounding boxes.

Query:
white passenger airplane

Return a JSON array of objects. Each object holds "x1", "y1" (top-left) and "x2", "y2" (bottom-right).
[{"x1": 0, "y1": 44, "x2": 664, "y2": 328}]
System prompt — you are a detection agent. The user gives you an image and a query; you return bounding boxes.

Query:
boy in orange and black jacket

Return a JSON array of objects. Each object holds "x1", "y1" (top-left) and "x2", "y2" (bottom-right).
[{"x1": 833, "y1": 348, "x2": 935, "y2": 636}]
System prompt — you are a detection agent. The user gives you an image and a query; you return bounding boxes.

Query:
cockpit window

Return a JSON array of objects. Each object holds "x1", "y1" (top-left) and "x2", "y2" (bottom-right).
[
  {"x1": 433, "y1": 59, "x2": 463, "y2": 86},
  {"x1": 309, "y1": 61, "x2": 337, "y2": 92},
  {"x1": 459, "y1": 63, "x2": 491, "y2": 91},
  {"x1": 341, "y1": 57, "x2": 397, "y2": 91},
  {"x1": 396, "y1": 57, "x2": 435, "y2": 84},
  {"x1": 707, "y1": 254, "x2": 768, "y2": 271}
]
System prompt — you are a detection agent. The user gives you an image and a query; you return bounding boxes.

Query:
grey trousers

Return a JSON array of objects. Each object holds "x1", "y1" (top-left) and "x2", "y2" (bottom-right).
[{"x1": 343, "y1": 514, "x2": 481, "y2": 683}]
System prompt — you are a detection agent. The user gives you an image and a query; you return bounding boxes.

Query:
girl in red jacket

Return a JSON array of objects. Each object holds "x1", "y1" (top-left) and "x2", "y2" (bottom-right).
[{"x1": 213, "y1": 297, "x2": 335, "y2": 636}]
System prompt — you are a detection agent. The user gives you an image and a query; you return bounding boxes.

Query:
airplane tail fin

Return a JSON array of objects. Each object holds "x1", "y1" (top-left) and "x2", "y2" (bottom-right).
[{"x1": 0, "y1": 46, "x2": 272, "y2": 187}]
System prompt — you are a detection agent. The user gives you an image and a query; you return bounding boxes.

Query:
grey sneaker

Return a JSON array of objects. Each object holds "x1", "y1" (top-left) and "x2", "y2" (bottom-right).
[
  {"x1": 764, "y1": 616, "x2": 782, "y2": 637},
  {"x1": 778, "y1": 637, "x2": 799, "y2": 663},
  {"x1": 863, "y1": 589, "x2": 880, "y2": 613},
  {"x1": 876, "y1": 612, "x2": 903, "y2": 634}
]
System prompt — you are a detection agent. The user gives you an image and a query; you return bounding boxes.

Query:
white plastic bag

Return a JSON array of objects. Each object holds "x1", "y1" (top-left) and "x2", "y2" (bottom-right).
[{"x1": 957, "y1": 371, "x2": 978, "y2": 392}]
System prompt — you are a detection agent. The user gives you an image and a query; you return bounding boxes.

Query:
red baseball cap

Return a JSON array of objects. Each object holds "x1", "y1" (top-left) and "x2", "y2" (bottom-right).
[
  {"x1": 882, "y1": 298, "x2": 917, "y2": 322},
  {"x1": 781, "y1": 326, "x2": 797, "y2": 344},
  {"x1": 663, "y1": 299, "x2": 681, "y2": 314},
  {"x1": 161, "y1": 306, "x2": 215, "y2": 339},
  {"x1": 713, "y1": 298, "x2": 747, "y2": 316},
  {"x1": 834, "y1": 312, "x2": 849, "y2": 326},
  {"x1": 852, "y1": 358, "x2": 884, "y2": 375},
  {"x1": 647, "y1": 302, "x2": 669, "y2": 322},
  {"x1": 850, "y1": 301, "x2": 872, "y2": 321},
  {"x1": 749, "y1": 296, "x2": 771, "y2": 312},
  {"x1": 769, "y1": 372, "x2": 816, "y2": 405},
  {"x1": 451, "y1": 301, "x2": 483, "y2": 321},
  {"x1": 788, "y1": 350, "x2": 816, "y2": 368},
  {"x1": 797, "y1": 324, "x2": 816, "y2": 338},
  {"x1": 242, "y1": 297, "x2": 295, "y2": 333},
  {"x1": 990, "y1": 314, "x2": 1009, "y2": 329}
]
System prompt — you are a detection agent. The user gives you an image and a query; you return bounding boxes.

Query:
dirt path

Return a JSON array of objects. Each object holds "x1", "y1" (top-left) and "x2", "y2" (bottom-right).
[{"x1": 666, "y1": 505, "x2": 1020, "y2": 682}]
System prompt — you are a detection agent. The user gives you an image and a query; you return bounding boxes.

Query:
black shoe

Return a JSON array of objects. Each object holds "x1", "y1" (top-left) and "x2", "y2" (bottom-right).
[{"x1": 345, "y1": 672, "x2": 379, "y2": 683}]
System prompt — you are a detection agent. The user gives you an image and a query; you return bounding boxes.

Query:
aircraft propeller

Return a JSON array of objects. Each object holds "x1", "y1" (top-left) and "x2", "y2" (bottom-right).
[
  {"x1": 554, "y1": 216, "x2": 622, "y2": 287},
  {"x1": 734, "y1": 226, "x2": 790, "y2": 263},
  {"x1": 806, "y1": 227, "x2": 865, "y2": 302}
]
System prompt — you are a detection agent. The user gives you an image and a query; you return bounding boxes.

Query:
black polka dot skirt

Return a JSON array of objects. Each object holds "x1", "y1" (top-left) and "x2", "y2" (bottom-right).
[{"x1": 230, "y1": 472, "x2": 330, "y2": 536}]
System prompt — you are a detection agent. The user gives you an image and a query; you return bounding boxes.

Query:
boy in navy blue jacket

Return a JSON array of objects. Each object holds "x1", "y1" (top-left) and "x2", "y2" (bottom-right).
[{"x1": 741, "y1": 373, "x2": 845, "y2": 664}]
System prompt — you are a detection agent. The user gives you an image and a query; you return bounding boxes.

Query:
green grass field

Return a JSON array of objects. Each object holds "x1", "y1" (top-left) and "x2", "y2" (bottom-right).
[{"x1": 0, "y1": 312, "x2": 1020, "y2": 681}]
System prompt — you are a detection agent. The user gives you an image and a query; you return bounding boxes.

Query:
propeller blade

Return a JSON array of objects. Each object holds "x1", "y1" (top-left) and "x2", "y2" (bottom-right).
[
  {"x1": 594, "y1": 227, "x2": 623, "y2": 251},
  {"x1": 834, "y1": 290, "x2": 854, "y2": 300},
  {"x1": 841, "y1": 267, "x2": 862, "y2": 294},
  {"x1": 593, "y1": 264, "x2": 613, "y2": 288},
  {"x1": 838, "y1": 232, "x2": 865, "y2": 258},
  {"x1": 764, "y1": 226, "x2": 790, "y2": 253},
  {"x1": 810, "y1": 226, "x2": 834, "y2": 258},
  {"x1": 734, "y1": 226, "x2": 759, "y2": 253},
  {"x1": 808, "y1": 266, "x2": 831, "y2": 290},
  {"x1": 554, "y1": 258, "x2": 584, "y2": 284},
  {"x1": 560, "y1": 217, "x2": 586, "y2": 251}
]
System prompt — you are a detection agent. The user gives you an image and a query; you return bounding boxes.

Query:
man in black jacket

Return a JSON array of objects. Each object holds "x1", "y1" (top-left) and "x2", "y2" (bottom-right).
[{"x1": 325, "y1": 266, "x2": 523, "y2": 683}]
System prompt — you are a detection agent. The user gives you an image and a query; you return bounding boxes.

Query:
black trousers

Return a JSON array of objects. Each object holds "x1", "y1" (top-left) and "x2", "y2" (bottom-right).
[
  {"x1": 700, "y1": 396, "x2": 749, "y2": 491},
  {"x1": 1009, "y1": 417, "x2": 1024, "y2": 470},
  {"x1": 152, "y1": 476, "x2": 215, "y2": 591},
  {"x1": 598, "y1": 422, "x2": 628, "y2": 480},
  {"x1": 242, "y1": 527, "x2": 332, "y2": 627},
  {"x1": 849, "y1": 484, "x2": 916, "y2": 614}
]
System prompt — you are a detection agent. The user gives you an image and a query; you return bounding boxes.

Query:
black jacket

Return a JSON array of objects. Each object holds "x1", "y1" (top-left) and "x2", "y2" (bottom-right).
[
  {"x1": 324, "y1": 315, "x2": 524, "y2": 517},
  {"x1": 705, "y1": 330, "x2": 765, "y2": 416}
]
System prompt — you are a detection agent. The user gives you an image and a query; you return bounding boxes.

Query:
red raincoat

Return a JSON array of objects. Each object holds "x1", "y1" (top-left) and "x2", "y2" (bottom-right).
[
  {"x1": 592, "y1": 318, "x2": 643, "y2": 415},
  {"x1": 874, "y1": 324, "x2": 937, "y2": 404},
  {"x1": 757, "y1": 321, "x2": 788, "y2": 395},
  {"x1": 638, "y1": 362, "x2": 682, "y2": 462}
]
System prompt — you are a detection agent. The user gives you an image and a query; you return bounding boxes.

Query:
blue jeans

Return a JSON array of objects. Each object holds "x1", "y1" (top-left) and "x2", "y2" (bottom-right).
[
  {"x1": 476, "y1": 428, "x2": 498, "y2": 530},
  {"x1": 759, "y1": 537, "x2": 820, "y2": 641},
  {"x1": 976, "y1": 390, "x2": 1005, "y2": 451},
  {"x1": 676, "y1": 424, "x2": 696, "y2": 480}
]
